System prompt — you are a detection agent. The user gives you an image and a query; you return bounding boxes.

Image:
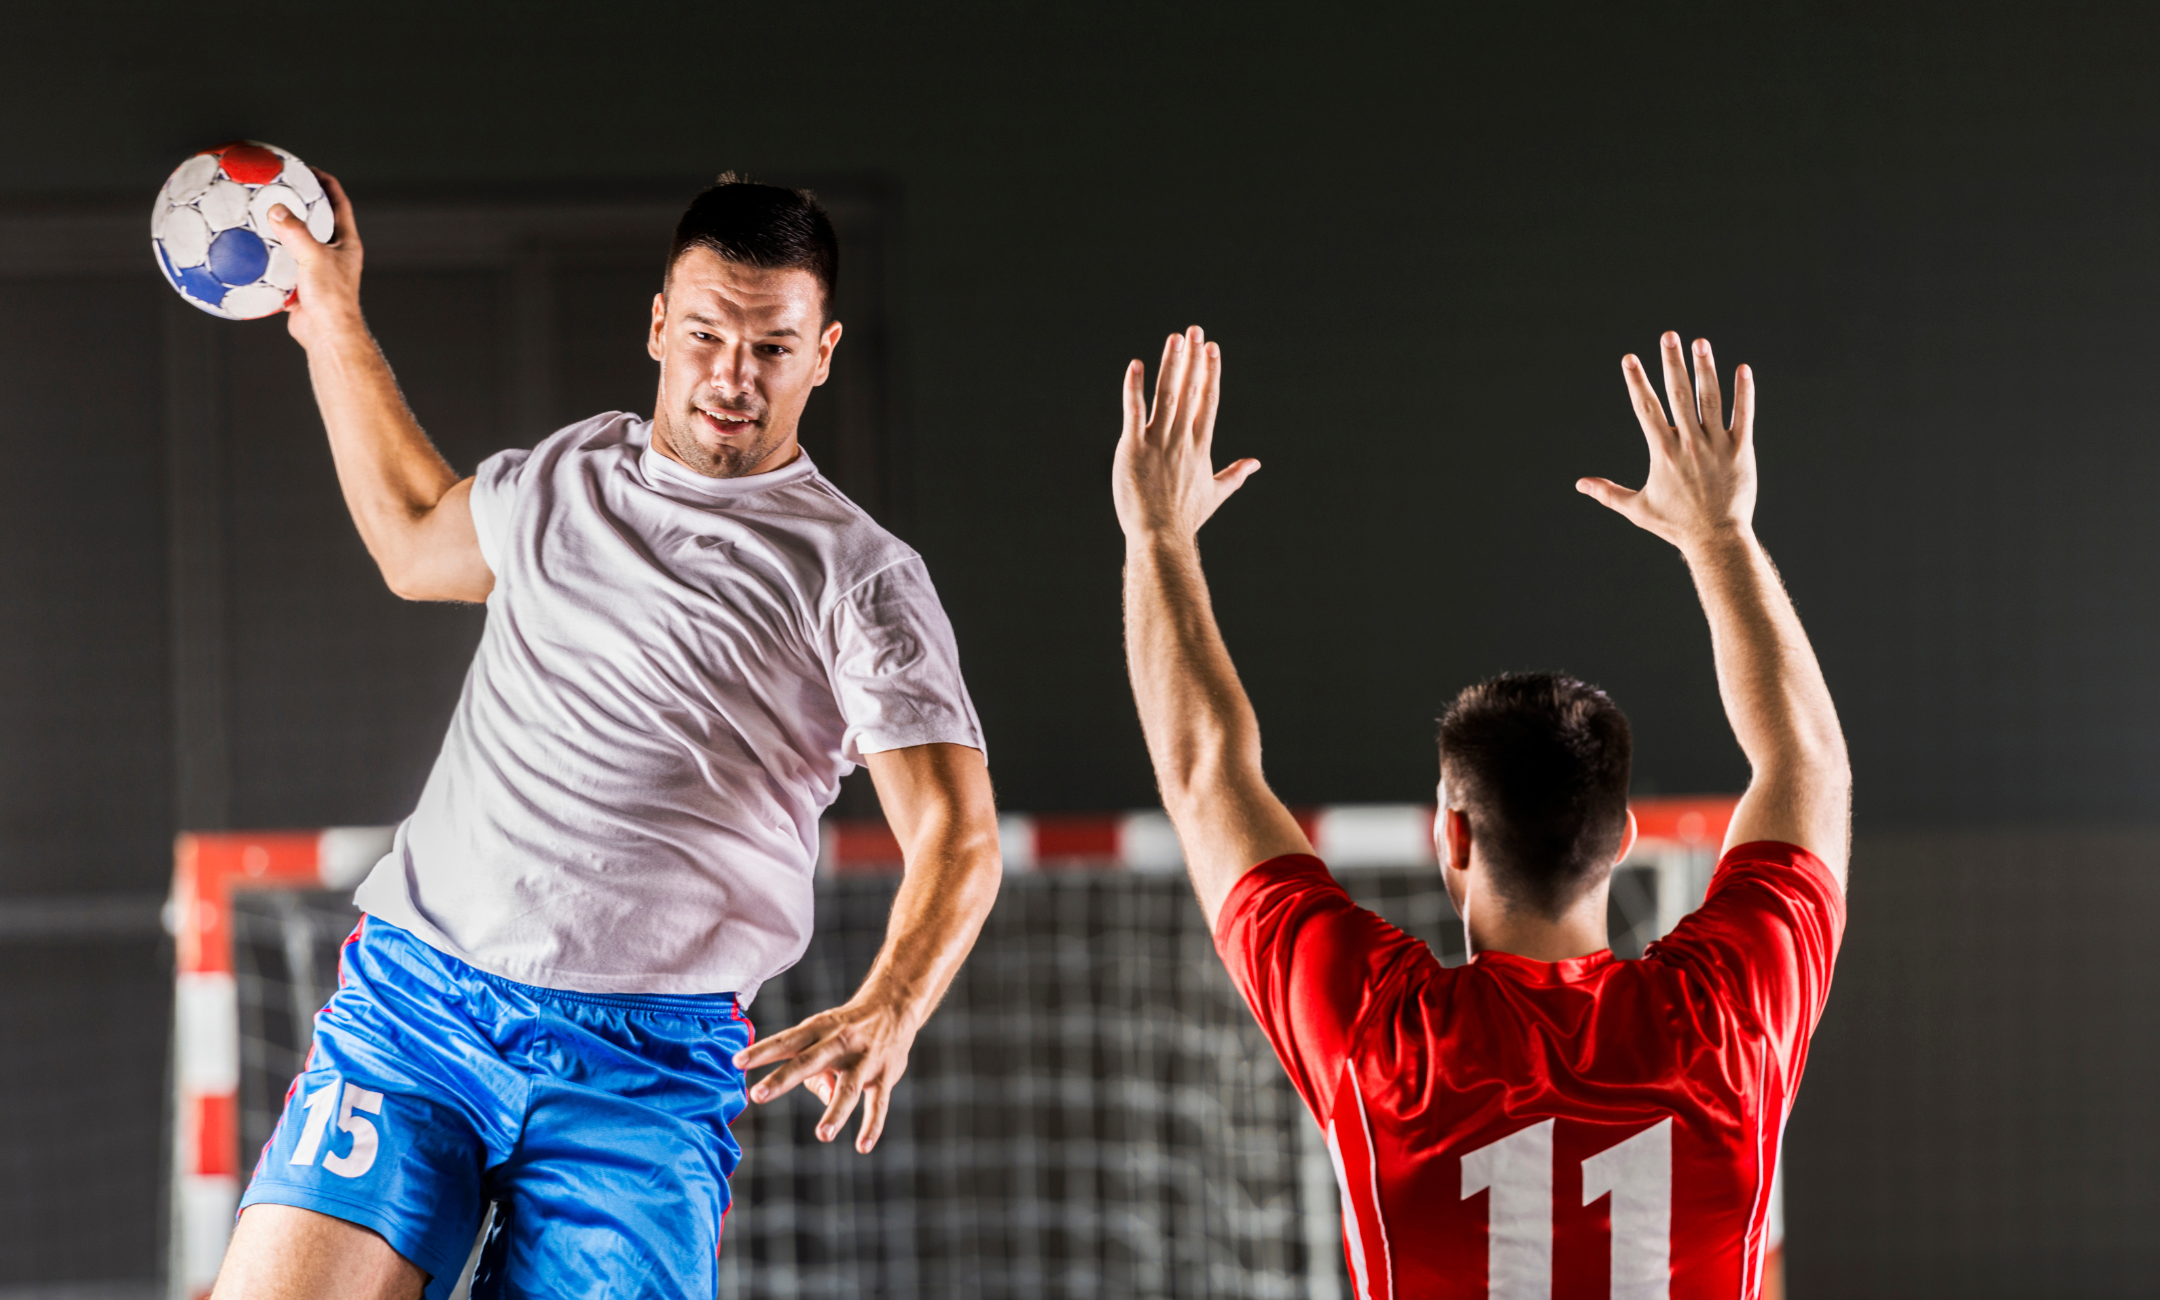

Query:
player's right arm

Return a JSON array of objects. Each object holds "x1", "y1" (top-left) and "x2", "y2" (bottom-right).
[
  {"x1": 267, "y1": 174, "x2": 493, "y2": 604},
  {"x1": 1577, "y1": 333, "x2": 1851, "y2": 886}
]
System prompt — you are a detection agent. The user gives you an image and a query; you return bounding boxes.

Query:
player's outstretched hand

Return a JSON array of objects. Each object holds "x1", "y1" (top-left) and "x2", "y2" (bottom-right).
[
  {"x1": 265, "y1": 170, "x2": 364, "y2": 351},
  {"x1": 734, "y1": 997, "x2": 916, "y2": 1154},
  {"x1": 1577, "y1": 332, "x2": 1758, "y2": 555},
  {"x1": 1112, "y1": 326, "x2": 1261, "y2": 543}
]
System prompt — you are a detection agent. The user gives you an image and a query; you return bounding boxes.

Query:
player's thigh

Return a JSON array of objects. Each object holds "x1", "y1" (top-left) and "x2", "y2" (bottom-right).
[
  {"x1": 213, "y1": 1204, "x2": 426, "y2": 1300},
  {"x1": 241, "y1": 1061, "x2": 492, "y2": 1294},
  {"x1": 482, "y1": 1079, "x2": 746, "y2": 1298}
]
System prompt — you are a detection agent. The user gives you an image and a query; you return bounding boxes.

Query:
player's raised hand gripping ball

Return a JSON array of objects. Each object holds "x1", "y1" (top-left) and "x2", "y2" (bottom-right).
[{"x1": 152, "y1": 141, "x2": 333, "y2": 320}]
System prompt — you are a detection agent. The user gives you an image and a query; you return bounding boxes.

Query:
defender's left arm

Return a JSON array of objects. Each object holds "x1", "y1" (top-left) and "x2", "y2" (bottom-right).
[{"x1": 734, "y1": 742, "x2": 1000, "y2": 1152}]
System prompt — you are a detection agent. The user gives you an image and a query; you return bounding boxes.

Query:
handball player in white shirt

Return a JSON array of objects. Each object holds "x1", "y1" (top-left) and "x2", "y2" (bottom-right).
[{"x1": 211, "y1": 176, "x2": 1001, "y2": 1300}]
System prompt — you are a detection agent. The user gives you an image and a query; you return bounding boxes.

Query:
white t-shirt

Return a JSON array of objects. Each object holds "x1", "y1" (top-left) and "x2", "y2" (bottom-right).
[{"x1": 353, "y1": 413, "x2": 984, "y2": 1000}]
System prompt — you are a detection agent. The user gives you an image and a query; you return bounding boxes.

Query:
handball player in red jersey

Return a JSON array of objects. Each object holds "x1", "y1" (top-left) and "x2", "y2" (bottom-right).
[{"x1": 1114, "y1": 327, "x2": 1850, "y2": 1300}]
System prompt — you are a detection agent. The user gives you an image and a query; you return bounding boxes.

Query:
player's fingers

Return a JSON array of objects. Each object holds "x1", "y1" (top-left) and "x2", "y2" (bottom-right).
[
  {"x1": 751, "y1": 1033, "x2": 854, "y2": 1102},
  {"x1": 317, "y1": 170, "x2": 359, "y2": 245},
  {"x1": 815, "y1": 1073, "x2": 864, "y2": 1143},
  {"x1": 265, "y1": 203, "x2": 322, "y2": 253},
  {"x1": 1692, "y1": 338, "x2": 1724, "y2": 436},
  {"x1": 1657, "y1": 332, "x2": 1702, "y2": 439},
  {"x1": 1621, "y1": 355, "x2": 1677, "y2": 449},
  {"x1": 1731, "y1": 363, "x2": 1756, "y2": 445},
  {"x1": 733, "y1": 1016, "x2": 823, "y2": 1069},
  {"x1": 855, "y1": 1082, "x2": 890, "y2": 1154},
  {"x1": 1188, "y1": 338, "x2": 1222, "y2": 448}
]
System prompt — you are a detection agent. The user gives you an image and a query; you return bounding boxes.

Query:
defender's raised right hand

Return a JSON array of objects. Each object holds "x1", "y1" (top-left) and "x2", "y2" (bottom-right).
[
  {"x1": 1112, "y1": 326, "x2": 1261, "y2": 544},
  {"x1": 266, "y1": 170, "x2": 365, "y2": 350},
  {"x1": 1577, "y1": 332, "x2": 1758, "y2": 555}
]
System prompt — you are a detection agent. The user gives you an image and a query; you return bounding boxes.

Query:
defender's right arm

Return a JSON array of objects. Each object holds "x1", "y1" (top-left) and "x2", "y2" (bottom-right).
[
  {"x1": 1577, "y1": 333, "x2": 1851, "y2": 886},
  {"x1": 268, "y1": 176, "x2": 492, "y2": 604}
]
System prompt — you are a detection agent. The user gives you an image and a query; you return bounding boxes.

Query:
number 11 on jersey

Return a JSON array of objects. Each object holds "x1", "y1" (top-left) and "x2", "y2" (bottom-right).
[{"x1": 1461, "y1": 1117, "x2": 1673, "y2": 1300}]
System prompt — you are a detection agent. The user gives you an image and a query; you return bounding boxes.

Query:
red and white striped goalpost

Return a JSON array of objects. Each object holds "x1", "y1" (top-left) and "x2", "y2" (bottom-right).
[{"x1": 167, "y1": 798, "x2": 1739, "y2": 1298}]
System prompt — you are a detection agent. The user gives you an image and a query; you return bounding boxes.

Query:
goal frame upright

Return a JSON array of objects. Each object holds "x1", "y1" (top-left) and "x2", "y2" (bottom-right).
[{"x1": 166, "y1": 827, "x2": 391, "y2": 1300}]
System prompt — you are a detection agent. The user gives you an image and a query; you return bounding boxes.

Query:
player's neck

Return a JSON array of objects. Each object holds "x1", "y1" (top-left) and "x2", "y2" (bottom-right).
[{"x1": 1463, "y1": 881, "x2": 1611, "y2": 963}]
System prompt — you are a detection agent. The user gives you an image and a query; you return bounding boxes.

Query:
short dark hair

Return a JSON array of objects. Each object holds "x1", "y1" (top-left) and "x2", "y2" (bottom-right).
[
  {"x1": 666, "y1": 172, "x2": 839, "y2": 322},
  {"x1": 1438, "y1": 672, "x2": 1632, "y2": 919}
]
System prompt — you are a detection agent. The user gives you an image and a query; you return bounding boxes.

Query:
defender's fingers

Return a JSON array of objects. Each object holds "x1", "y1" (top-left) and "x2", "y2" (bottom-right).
[
  {"x1": 1575, "y1": 476, "x2": 1641, "y2": 515},
  {"x1": 1692, "y1": 338, "x2": 1725, "y2": 435},
  {"x1": 815, "y1": 1074, "x2": 864, "y2": 1143},
  {"x1": 1122, "y1": 360, "x2": 1146, "y2": 437},
  {"x1": 1188, "y1": 339, "x2": 1223, "y2": 447},
  {"x1": 1148, "y1": 333, "x2": 1189, "y2": 434},
  {"x1": 1173, "y1": 326, "x2": 1206, "y2": 437},
  {"x1": 1621, "y1": 356, "x2": 1677, "y2": 448},
  {"x1": 1731, "y1": 363, "x2": 1756, "y2": 444},
  {"x1": 856, "y1": 1082, "x2": 890, "y2": 1154},
  {"x1": 1213, "y1": 458, "x2": 1260, "y2": 497},
  {"x1": 1657, "y1": 332, "x2": 1702, "y2": 438}
]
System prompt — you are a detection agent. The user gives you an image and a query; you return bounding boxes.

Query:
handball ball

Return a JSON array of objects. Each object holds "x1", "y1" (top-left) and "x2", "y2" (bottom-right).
[{"x1": 152, "y1": 141, "x2": 333, "y2": 320}]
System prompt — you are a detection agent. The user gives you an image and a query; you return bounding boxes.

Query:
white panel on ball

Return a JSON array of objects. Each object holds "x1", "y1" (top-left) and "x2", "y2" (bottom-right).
[
  {"x1": 157, "y1": 206, "x2": 211, "y2": 267},
  {"x1": 195, "y1": 180, "x2": 251, "y2": 231},
  {"x1": 164, "y1": 153, "x2": 219, "y2": 204},
  {"x1": 221, "y1": 283, "x2": 290, "y2": 319},
  {"x1": 285, "y1": 162, "x2": 324, "y2": 204}
]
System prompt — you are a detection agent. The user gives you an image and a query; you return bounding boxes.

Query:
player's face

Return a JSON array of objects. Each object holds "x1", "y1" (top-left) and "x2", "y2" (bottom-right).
[{"x1": 647, "y1": 248, "x2": 843, "y2": 478}]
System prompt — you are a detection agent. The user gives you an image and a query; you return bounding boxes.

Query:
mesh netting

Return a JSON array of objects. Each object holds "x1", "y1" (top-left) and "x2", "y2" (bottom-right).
[{"x1": 228, "y1": 863, "x2": 1671, "y2": 1298}]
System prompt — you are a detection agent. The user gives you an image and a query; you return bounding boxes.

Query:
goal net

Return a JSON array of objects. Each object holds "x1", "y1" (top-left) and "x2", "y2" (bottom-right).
[{"x1": 170, "y1": 801, "x2": 1735, "y2": 1299}]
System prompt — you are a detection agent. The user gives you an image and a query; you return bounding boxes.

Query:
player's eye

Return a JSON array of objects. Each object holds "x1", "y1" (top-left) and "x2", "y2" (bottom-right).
[{"x1": 760, "y1": 345, "x2": 791, "y2": 357}]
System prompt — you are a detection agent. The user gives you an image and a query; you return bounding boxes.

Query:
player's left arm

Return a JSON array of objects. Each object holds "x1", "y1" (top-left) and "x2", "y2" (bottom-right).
[
  {"x1": 733, "y1": 741, "x2": 1000, "y2": 1153},
  {"x1": 1116, "y1": 327, "x2": 1314, "y2": 930}
]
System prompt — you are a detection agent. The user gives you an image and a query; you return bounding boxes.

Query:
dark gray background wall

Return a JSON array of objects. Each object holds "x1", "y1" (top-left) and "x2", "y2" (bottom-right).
[
  {"x1": 4, "y1": 1, "x2": 2160, "y2": 1294},
  {"x1": 14, "y1": 1, "x2": 2160, "y2": 825}
]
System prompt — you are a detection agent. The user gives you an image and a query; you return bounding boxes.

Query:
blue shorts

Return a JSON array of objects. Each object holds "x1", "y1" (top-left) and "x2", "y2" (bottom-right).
[{"x1": 239, "y1": 916, "x2": 752, "y2": 1299}]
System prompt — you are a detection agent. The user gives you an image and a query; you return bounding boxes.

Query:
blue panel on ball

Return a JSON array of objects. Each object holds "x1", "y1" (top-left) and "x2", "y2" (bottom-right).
[
  {"x1": 207, "y1": 226, "x2": 270, "y2": 287},
  {"x1": 175, "y1": 261, "x2": 230, "y2": 307}
]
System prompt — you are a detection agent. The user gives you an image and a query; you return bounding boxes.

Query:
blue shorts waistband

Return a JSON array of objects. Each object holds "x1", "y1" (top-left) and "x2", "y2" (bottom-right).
[{"x1": 362, "y1": 915, "x2": 743, "y2": 1018}]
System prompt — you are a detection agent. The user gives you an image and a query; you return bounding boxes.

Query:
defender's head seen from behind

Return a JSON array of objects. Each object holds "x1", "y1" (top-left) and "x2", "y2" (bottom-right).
[
  {"x1": 648, "y1": 175, "x2": 842, "y2": 479},
  {"x1": 1437, "y1": 672, "x2": 1634, "y2": 922}
]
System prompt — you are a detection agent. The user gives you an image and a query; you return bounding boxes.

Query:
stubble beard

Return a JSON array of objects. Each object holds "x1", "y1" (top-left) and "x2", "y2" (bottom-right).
[{"x1": 654, "y1": 400, "x2": 789, "y2": 479}]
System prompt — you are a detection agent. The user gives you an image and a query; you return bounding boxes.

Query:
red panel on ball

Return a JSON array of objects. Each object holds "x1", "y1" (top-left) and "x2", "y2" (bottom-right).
[{"x1": 218, "y1": 145, "x2": 284, "y2": 185}]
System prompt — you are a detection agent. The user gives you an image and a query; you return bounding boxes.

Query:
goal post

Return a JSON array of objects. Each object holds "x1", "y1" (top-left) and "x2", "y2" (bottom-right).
[
  {"x1": 168, "y1": 800, "x2": 1743, "y2": 1299},
  {"x1": 167, "y1": 826, "x2": 394, "y2": 1300}
]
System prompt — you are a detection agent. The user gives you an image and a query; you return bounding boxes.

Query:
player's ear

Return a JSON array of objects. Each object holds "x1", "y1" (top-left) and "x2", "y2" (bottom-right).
[
  {"x1": 811, "y1": 319, "x2": 844, "y2": 388},
  {"x1": 648, "y1": 292, "x2": 668, "y2": 362},
  {"x1": 1612, "y1": 808, "x2": 1638, "y2": 868}
]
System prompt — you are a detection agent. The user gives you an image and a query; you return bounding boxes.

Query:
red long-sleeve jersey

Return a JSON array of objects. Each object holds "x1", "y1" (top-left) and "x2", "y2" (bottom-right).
[{"x1": 1215, "y1": 842, "x2": 1843, "y2": 1300}]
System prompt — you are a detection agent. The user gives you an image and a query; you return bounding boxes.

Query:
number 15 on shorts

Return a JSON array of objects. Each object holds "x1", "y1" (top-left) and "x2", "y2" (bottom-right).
[{"x1": 289, "y1": 1077, "x2": 385, "y2": 1178}]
